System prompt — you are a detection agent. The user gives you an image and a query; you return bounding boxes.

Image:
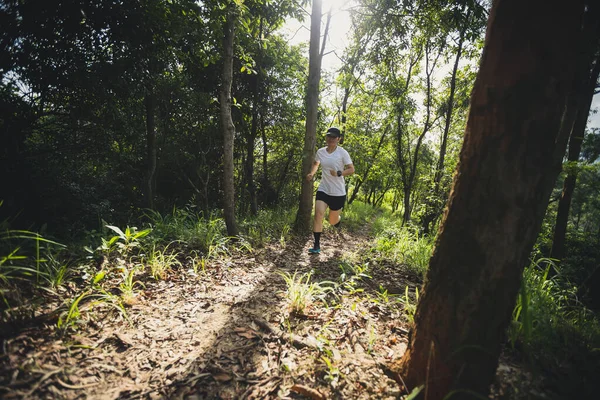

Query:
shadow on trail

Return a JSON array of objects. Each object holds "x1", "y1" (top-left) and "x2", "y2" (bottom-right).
[
  {"x1": 160, "y1": 230, "x2": 416, "y2": 399},
  {"x1": 0, "y1": 229, "x2": 418, "y2": 399},
  {"x1": 163, "y1": 234, "x2": 325, "y2": 399}
]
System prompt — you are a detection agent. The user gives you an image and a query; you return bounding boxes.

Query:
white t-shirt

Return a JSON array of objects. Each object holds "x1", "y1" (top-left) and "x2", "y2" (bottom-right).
[{"x1": 315, "y1": 146, "x2": 353, "y2": 196}]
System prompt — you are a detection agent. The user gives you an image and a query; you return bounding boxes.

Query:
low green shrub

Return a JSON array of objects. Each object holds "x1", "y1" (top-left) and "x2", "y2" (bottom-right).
[
  {"x1": 239, "y1": 207, "x2": 295, "y2": 247},
  {"x1": 370, "y1": 220, "x2": 433, "y2": 277},
  {"x1": 508, "y1": 257, "x2": 600, "y2": 397}
]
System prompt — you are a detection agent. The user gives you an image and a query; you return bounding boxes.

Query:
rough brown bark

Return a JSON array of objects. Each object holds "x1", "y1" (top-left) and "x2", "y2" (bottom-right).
[
  {"x1": 551, "y1": 53, "x2": 600, "y2": 260},
  {"x1": 220, "y1": 7, "x2": 239, "y2": 237},
  {"x1": 393, "y1": 1, "x2": 588, "y2": 398},
  {"x1": 295, "y1": 0, "x2": 323, "y2": 234}
]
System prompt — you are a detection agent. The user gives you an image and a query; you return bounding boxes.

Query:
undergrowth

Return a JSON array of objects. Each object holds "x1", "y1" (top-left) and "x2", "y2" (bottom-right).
[
  {"x1": 370, "y1": 214, "x2": 434, "y2": 278},
  {"x1": 1, "y1": 205, "x2": 288, "y2": 333},
  {"x1": 2, "y1": 200, "x2": 599, "y2": 399},
  {"x1": 341, "y1": 201, "x2": 381, "y2": 231},
  {"x1": 508, "y1": 257, "x2": 600, "y2": 398}
]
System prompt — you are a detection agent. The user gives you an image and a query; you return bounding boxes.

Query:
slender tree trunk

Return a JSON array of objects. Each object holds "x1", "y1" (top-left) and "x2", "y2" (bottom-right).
[
  {"x1": 403, "y1": 40, "x2": 441, "y2": 225},
  {"x1": 397, "y1": 108, "x2": 411, "y2": 223},
  {"x1": 261, "y1": 117, "x2": 268, "y2": 183},
  {"x1": 220, "y1": 6, "x2": 239, "y2": 236},
  {"x1": 195, "y1": 133, "x2": 212, "y2": 218},
  {"x1": 275, "y1": 148, "x2": 296, "y2": 201},
  {"x1": 245, "y1": 109, "x2": 258, "y2": 215},
  {"x1": 348, "y1": 97, "x2": 384, "y2": 204},
  {"x1": 422, "y1": 12, "x2": 470, "y2": 234},
  {"x1": 144, "y1": 91, "x2": 157, "y2": 210},
  {"x1": 295, "y1": 0, "x2": 323, "y2": 233},
  {"x1": 434, "y1": 12, "x2": 469, "y2": 191},
  {"x1": 260, "y1": 116, "x2": 277, "y2": 205},
  {"x1": 393, "y1": 1, "x2": 589, "y2": 398},
  {"x1": 375, "y1": 179, "x2": 393, "y2": 207},
  {"x1": 392, "y1": 191, "x2": 400, "y2": 212},
  {"x1": 551, "y1": 53, "x2": 600, "y2": 260},
  {"x1": 349, "y1": 128, "x2": 387, "y2": 204},
  {"x1": 338, "y1": 31, "x2": 366, "y2": 132},
  {"x1": 395, "y1": 52, "x2": 419, "y2": 225},
  {"x1": 244, "y1": 17, "x2": 263, "y2": 216}
]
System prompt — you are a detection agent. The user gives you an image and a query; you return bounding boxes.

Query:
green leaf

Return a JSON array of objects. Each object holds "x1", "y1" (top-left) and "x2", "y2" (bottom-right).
[
  {"x1": 132, "y1": 228, "x2": 152, "y2": 240},
  {"x1": 93, "y1": 270, "x2": 106, "y2": 284},
  {"x1": 106, "y1": 225, "x2": 126, "y2": 240},
  {"x1": 406, "y1": 386, "x2": 424, "y2": 400}
]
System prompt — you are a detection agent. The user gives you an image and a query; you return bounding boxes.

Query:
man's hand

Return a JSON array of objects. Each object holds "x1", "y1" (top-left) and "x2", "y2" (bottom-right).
[
  {"x1": 330, "y1": 170, "x2": 341, "y2": 177},
  {"x1": 306, "y1": 172, "x2": 315, "y2": 181}
]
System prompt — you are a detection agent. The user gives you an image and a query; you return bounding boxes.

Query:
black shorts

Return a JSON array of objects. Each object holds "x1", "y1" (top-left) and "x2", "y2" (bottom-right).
[{"x1": 316, "y1": 191, "x2": 346, "y2": 211}]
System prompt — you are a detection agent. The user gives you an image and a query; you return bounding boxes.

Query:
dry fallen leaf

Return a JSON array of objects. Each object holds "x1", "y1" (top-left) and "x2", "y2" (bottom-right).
[
  {"x1": 233, "y1": 327, "x2": 259, "y2": 339},
  {"x1": 212, "y1": 372, "x2": 232, "y2": 383},
  {"x1": 290, "y1": 384, "x2": 326, "y2": 400}
]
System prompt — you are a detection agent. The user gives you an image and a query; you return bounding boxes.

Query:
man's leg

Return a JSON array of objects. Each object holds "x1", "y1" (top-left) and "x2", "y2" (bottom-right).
[
  {"x1": 314, "y1": 200, "x2": 327, "y2": 233},
  {"x1": 329, "y1": 209, "x2": 343, "y2": 238},
  {"x1": 310, "y1": 200, "x2": 328, "y2": 253},
  {"x1": 329, "y1": 195, "x2": 345, "y2": 231},
  {"x1": 329, "y1": 208, "x2": 341, "y2": 227}
]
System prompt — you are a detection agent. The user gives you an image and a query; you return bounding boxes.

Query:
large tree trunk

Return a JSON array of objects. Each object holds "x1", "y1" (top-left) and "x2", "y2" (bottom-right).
[
  {"x1": 295, "y1": 0, "x2": 323, "y2": 233},
  {"x1": 220, "y1": 7, "x2": 239, "y2": 236},
  {"x1": 551, "y1": 54, "x2": 600, "y2": 260},
  {"x1": 393, "y1": 1, "x2": 590, "y2": 398},
  {"x1": 144, "y1": 91, "x2": 157, "y2": 210}
]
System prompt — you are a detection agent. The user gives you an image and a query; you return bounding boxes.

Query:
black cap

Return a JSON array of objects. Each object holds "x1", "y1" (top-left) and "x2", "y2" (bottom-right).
[{"x1": 326, "y1": 127, "x2": 341, "y2": 138}]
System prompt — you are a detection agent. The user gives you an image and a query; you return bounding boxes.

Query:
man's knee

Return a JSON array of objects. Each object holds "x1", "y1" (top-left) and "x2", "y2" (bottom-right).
[{"x1": 329, "y1": 213, "x2": 341, "y2": 225}]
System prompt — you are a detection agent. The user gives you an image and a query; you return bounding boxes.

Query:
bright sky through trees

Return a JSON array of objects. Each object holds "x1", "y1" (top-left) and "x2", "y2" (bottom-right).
[
  {"x1": 280, "y1": 0, "x2": 355, "y2": 72},
  {"x1": 591, "y1": 95, "x2": 600, "y2": 128},
  {"x1": 280, "y1": 0, "x2": 600, "y2": 130}
]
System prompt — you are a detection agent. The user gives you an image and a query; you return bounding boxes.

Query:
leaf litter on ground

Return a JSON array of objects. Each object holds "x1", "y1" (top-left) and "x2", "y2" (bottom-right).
[{"x1": 0, "y1": 228, "x2": 549, "y2": 399}]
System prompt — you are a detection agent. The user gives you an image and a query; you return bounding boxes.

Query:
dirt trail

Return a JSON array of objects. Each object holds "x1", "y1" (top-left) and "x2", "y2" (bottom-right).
[{"x1": 1, "y1": 229, "x2": 536, "y2": 399}]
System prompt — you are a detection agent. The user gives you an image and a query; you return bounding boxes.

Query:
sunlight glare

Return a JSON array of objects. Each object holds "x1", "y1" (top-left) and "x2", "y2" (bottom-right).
[
  {"x1": 321, "y1": 0, "x2": 354, "y2": 70},
  {"x1": 323, "y1": 0, "x2": 349, "y2": 14},
  {"x1": 280, "y1": 0, "x2": 355, "y2": 71}
]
